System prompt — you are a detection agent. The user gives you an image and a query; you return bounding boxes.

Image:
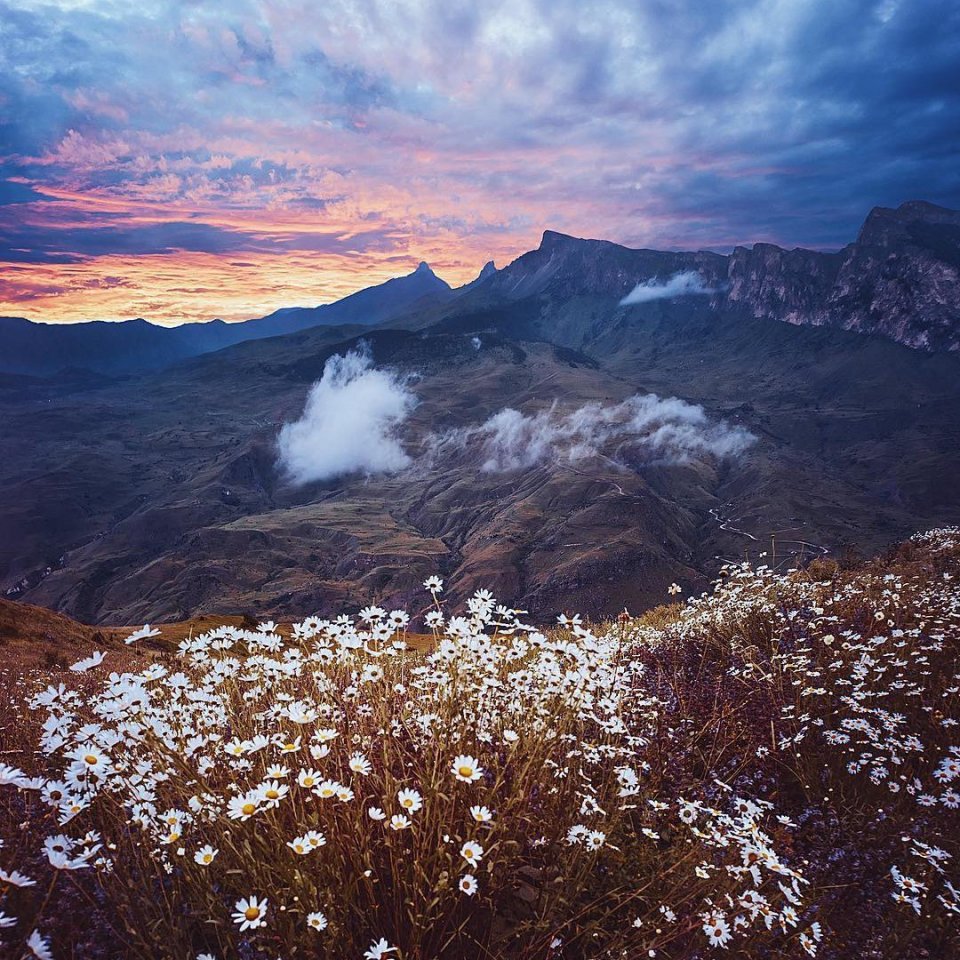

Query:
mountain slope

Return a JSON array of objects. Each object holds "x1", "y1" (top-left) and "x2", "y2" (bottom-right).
[{"x1": 2, "y1": 294, "x2": 958, "y2": 625}]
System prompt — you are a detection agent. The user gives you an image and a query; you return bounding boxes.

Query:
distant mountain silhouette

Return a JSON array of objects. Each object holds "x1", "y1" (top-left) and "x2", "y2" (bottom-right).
[
  {"x1": 0, "y1": 262, "x2": 454, "y2": 376},
  {"x1": 4, "y1": 202, "x2": 959, "y2": 379}
]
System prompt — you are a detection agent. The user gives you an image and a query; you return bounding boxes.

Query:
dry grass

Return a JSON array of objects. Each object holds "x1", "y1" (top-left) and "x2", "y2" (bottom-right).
[{"x1": 1, "y1": 531, "x2": 959, "y2": 959}]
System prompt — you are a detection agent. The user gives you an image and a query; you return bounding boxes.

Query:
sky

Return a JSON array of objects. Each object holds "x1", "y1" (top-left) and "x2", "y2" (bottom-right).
[{"x1": 1, "y1": 0, "x2": 958, "y2": 326}]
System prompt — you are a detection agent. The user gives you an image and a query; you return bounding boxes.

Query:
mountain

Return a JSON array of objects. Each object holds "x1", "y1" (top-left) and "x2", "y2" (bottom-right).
[
  {"x1": 3, "y1": 202, "x2": 958, "y2": 381},
  {"x1": 1, "y1": 200, "x2": 958, "y2": 625},
  {"x1": 2, "y1": 258, "x2": 959, "y2": 624},
  {"x1": 0, "y1": 262, "x2": 453, "y2": 376},
  {"x1": 429, "y1": 201, "x2": 960, "y2": 353},
  {"x1": 727, "y1": 201, "x2": 960, "y2": 350},
  {"x1": 245, "y1": 260, "x2": 453, "y2": 338}
]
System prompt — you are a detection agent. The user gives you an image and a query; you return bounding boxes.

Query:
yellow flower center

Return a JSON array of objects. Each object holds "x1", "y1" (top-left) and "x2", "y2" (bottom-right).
[
  {"x1": 244, "y1": 907, "x2": 260, "y2": 921},
  {"x1": 402, "y1": 799, "x2": 413, "y2": 807},
  {"x1": 265, "y1": 789, "x2": 279, "y2": 800},
  {"x1": 203, "y1": 854, "x2": 212, "y2": 863},
  {"x1": 242, "y1": 803, "x2": 256, "y2": 816},
  {"x1": 458, "y1": 765, "x2": 474, "y2": 778},
  {"x1": 84, "y1": 754, "x2": 98, "y2": 765}
]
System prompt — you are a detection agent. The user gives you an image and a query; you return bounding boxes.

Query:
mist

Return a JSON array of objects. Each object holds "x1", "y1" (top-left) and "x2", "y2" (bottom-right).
[
  {"x1": 429, "y1": 394, "x2": 755, "y2": 472},
  {"x1": 277, "y1": 346, "x2": 416, "y2": 484},
  {"x1": 620, "y1": 271, "x2": 718, "y2": 305}
]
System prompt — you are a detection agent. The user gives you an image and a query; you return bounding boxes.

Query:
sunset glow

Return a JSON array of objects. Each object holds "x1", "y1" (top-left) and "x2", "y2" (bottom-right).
[{"x1": 1, "y1": 0, "x2": 958, "y2": 324}]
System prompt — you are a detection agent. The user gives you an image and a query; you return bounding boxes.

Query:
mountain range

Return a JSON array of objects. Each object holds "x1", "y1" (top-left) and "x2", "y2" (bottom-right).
[
  {"x1": 0, "y1": 260, "x2": 456, "y2": 376},
  {"x1": 1, "y1": 200, "x2": 959, "y2": 625},
  {"x1": 2, "y1": 200, "x2": 958, "y2": 381}
]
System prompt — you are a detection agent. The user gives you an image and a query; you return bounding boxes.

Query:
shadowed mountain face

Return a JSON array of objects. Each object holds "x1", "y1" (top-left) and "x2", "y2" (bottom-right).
[{"x1": 1, "y1": 200, "x2": 959, "y2": 381}]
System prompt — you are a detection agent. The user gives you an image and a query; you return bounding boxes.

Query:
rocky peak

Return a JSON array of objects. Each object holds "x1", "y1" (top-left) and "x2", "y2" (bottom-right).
[
  {"x1": 538, "y1": 229, "x2": 581, "y2": 252},
  {"x1": 857, "y1": 201, "x2": 960, "y2": 247},
  {"x1": 475, "y1": 260, "x2": 497, "y2": 282}
]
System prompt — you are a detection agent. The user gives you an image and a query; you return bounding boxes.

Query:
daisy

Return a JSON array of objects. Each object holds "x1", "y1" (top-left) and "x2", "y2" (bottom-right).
[
  {"x1": 368, "y1": 806, "x2": 387, "y2": 821},
  {"x1": 451, "y1": 754, "x2": 484, "y2": 783},
  {"x1": 194, "y1": 845, "x2": 218, "y2": 866},
  {"x1": 390, "y1": 814, "x2": 412, "y2": 831},
  {"x1": 27, "y1": 930, "x2": 54, "y2": 960},
  {"x1": 586, "y1": 830, "x2": 606, "y2": 850},
  {"x1": 349, "y1": 753, "x2": 372, "y2": 776},
  {"x1": 287, "y1": 835, "x2": 310, "y2": 855},
  {"x1": 460, "y1": 840, "x2": 484, "y2": 867},
  {"x1": 232, "y1": 895, "x2": 268, "y2": 931},
  {"x1": 124, "y1": 624, "x2": 160, "y2": 645},
  {"x1": 315, "y1": 779, "x2": 339, "y2": 799},
  {"x1": 364, "y1": 938, "x2": 397, "y2": 959},
  {"x1": 304, "y1": 830, "x2": 327, "y2": 849},
  {"x1": 257, "y1": 780, "x2": 289, "y2": 807},
  {"x1": 226, "y1": 792, "x2": 260, "y2": 821},
  {"x1": 459, "y1": 873, "x2": 478, "y2": 896},
  {"x1": 70, "y1": 651, "x2": 105, "y2": 673},
  {"x1": 469, "y1": 805, "x2": 493, "y2": 823},
  {"x1": 703, "y1": 914, "x2": 732, "y2": 947},
  {"x1": 70, "y1": 743, "x2": 110, "y2": 776},
  {"x1": 0, "y1": 763, "x2": 27, "y2": 786},
  {"x1": 307, "y1": 911, "x2": 328, "y2": 931},
  {"x1": 397, "y1": 788, "x2": 423, "y2": 813},
  {"x1": 0, "y1": 867, "x2": 37, "y2": 887},
  {"x1": 298, "y1": 769, "x2": 322, "y2": 789}
]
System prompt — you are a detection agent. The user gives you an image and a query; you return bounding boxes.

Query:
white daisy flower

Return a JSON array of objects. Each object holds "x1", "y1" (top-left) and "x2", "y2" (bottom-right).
[{"x1": 232, "y1": 895, "x2": 268, "y2": 931}]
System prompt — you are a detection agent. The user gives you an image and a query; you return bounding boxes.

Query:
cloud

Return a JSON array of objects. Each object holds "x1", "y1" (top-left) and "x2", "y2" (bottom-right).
[
  {"x1": 277, "y1": 346, "x2": 416, "y2": 484},
  {"x1": 429, "y1": 395, "x2": 755, "y2": 472},
  {"x1": 2, "y1": 0, "x2": 960, "y2": 322},
  {"x1": 619, "y1": 271, "x2": 719, "y2": 305}
]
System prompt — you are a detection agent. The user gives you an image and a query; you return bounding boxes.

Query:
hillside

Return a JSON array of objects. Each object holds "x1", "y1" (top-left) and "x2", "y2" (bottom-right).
[
  {"x1": 0, "y1": 529, "x2": 957, "y2": 959},
  {"x1": 1, "y1": 201, "x2": 959, "y2": 625},
  {"x1": 2, "y1": 303, "x2": 959, "y2": 625}
]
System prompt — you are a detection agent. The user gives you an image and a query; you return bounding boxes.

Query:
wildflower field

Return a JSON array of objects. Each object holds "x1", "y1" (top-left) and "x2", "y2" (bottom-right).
[{"x1": 1, "y1": 530, "x2": 959, "y2": 959}]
